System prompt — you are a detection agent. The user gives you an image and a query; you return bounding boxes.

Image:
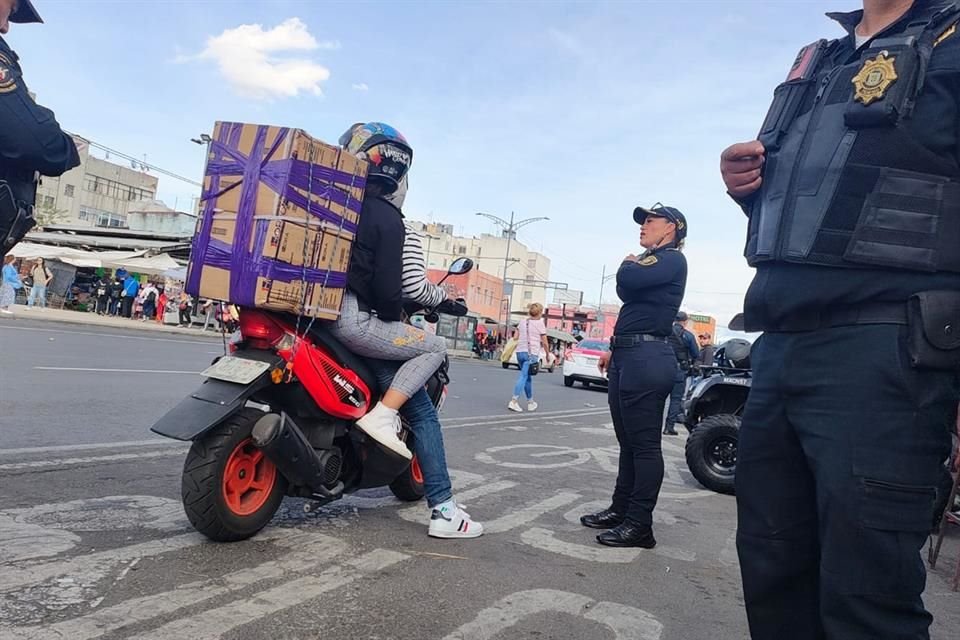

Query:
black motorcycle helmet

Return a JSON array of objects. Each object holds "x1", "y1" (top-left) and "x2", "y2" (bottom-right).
[
  {"x1": 338, "y1": 122, "x2": 412, "y2": 195},
  {"x1": 717, "y1": 338, "x2": 752, "y2": 369}
]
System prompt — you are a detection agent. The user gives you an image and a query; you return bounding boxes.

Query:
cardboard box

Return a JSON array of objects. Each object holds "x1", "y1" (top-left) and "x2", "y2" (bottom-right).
[{"x1": 185, "y1": 122, "x2": 367, "y2": 319}]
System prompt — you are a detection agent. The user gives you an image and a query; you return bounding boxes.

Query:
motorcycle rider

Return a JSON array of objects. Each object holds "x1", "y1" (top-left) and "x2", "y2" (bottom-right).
[{"x1": 368, "y1": 172, "x2": 483, "y2": 539}]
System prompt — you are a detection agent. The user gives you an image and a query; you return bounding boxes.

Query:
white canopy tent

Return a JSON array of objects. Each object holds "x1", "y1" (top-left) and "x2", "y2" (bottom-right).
[{"x1": 9, "y1": 242, "x2": 181, "y2": 275}]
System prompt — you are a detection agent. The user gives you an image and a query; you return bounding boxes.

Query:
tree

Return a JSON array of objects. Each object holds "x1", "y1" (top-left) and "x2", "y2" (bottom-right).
[{"x1": 33, "y1": 200, "x2": 69, "y2": 228}]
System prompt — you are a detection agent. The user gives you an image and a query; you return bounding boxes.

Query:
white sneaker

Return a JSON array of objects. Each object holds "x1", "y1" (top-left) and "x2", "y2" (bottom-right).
[
  {"x1": 527, "y1": 401, "x2": 538, "y2": 412},
  {"x1": 354, "y1": 403, "x2": 412, "y2": 460},
  {"x1": 429, "y1": 502, "x2": 483, "y2": 539},
  {"x1": 507, "y1": 399, "x2": 523, "y2": 413},
  {"x1": 0, "y1": 309, "x2": 13, "y2": 315}
]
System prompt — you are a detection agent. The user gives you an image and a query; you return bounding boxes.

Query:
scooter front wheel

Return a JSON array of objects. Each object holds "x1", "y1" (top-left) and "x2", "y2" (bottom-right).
[{"x1": 181, "y1": 407, "x2": 287, "y2": 542}]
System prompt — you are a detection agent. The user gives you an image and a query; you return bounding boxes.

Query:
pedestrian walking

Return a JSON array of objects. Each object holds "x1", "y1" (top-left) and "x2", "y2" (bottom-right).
[
  {"x1": 121, "y1": 274, "x2": 139, "y2": 318},
  {"x1": 177, "y1": 291, "x2": 192, "y2": 327},
  {"x1": 0, "y1": 1, "x2": 80, "y2": 259},
  {"x1": 93, "y1": 274, "x2": 109, "y2": 315},
  {"x1": 26, "y1": 257, "x2": 51, "y2": 309},
  {"x1": 155, "y1": 285, "x2": 167, "y2": 324},
  {"x1": 581, "y1": 203, "x2": 688, "y2": 548},
  {"x1": 664, "y1": 311, "x2": 699, "y2": 435},
  {"x1": 108, "y1": 276, "x2": 123, "y2": 316},
  {"x1": 0, "y1": 253, "x2": 22, "y2": 314},
  {"x1": 507, "y1": 303, "x2": 549, "y2": 413},
  {"x1": 720, "y1": 1, "x2": 960, "y2": 636},
  {"x1": 140, "y1": 281, "x2": 158, "y2": 322},
  {"x1": 201, "y1": 299, "x2": 217, "y2": 331}
]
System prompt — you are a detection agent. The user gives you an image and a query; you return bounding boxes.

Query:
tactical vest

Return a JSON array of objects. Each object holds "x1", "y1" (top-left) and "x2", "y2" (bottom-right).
[
  {"x1": 747, "y1": 2, "x2": 960, "y2": 274},
  {"x1": 668, "y1": 325, "x2": 692, "y2": 369}
]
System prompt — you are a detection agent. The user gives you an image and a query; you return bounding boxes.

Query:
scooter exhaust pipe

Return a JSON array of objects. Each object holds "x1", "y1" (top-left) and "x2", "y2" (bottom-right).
[{"x1": 252, "y1": 413, "x2": 343, "y2": 498}]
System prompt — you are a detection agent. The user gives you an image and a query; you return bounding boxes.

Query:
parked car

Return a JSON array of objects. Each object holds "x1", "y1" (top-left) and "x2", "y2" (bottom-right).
[
  {"x1": 502, "y1": 346, "x2": 558, "y2": 373},
  {"x1": 562, "y1": 339, "x2": 609, "y2": 388}
]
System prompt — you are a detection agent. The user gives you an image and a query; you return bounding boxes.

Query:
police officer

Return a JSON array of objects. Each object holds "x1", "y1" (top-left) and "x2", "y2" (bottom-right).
[
  {"x1": 581, "y1": 204, "x2": 688, "y2": 548},
  {"x1": 720, "y1": 1, "x2": 960, "y2": 637},
  {"x1": 664, "y1": 310, "x2": 699, "y2": 435},
  {"x1": 0, "y1": 0, "x2": 79, "y2": 258}
]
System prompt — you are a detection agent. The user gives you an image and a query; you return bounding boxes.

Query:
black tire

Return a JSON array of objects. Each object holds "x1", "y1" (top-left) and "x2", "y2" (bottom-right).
[
  {"x1": 564, "y1": 376, "x2": 575, "y2": 387},
  {"x1": 181, "y1": 408, "x2": 287, "y2": 542},
  {"x1": 389, "y1": 433, "x2": 425, "y2": 502},
  {"x1": 685, "y1": 414, "x2": 739, "y2": 495}
]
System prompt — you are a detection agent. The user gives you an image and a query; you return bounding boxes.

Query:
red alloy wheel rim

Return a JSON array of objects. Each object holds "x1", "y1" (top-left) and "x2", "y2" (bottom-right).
[
  {"x1": 221, "y1": 438, "x2": 278, "y2": 516},
  {"x1": 410, "y1": 456, "x2": 424, "y2": 485}
]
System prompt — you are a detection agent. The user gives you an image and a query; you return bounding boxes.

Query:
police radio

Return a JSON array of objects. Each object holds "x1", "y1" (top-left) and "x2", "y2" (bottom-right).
[{"x1": 757, "y1": 39, "x2": 830, "y2": 151}]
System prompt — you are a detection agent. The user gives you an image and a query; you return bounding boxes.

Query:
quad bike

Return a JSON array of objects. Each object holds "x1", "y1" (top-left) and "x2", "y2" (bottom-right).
[
  {"x1": 150, "y1": 259, "x2": 474, "y2": 542},
  {"x1": 682, "y1": 335, "x2": 752, "y2": 496}
]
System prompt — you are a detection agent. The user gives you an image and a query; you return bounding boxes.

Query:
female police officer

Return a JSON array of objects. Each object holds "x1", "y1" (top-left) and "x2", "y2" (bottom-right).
[{"x1": 581, "y1": 204, "x2": 688, "y2": 548}]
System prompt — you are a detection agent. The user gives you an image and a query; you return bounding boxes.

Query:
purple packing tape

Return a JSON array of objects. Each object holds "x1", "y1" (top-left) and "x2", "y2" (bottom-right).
[{"x1": 186, "y1": 123, "x2": 363, "y2": 306}]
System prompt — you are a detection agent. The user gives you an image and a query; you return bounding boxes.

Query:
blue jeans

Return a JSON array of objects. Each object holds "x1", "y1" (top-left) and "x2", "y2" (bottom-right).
[
  {"x1": 369, "y1": 359, "x2": 453, "y2": 508},
  {"x1": 512, "y1": 351, "x2": 537, "y2": 399},
  {"x1": 27, "y1": 284, "x2": 46, "y2": 308}
]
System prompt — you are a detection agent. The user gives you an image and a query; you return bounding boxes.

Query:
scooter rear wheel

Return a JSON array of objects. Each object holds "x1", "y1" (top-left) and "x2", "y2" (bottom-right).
[
  {"x1": 181, "y1": 408, "x2": 287, "y2": 542},
  {"x1": 389, "y1": 431, "x2": 426, "y2": 502}
]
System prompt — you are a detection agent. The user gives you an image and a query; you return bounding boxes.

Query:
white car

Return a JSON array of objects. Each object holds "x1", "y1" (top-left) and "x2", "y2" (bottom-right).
[
  {"x1": 562, "y1": 339, "x2": 610, "y2": 388},
  {"x1": 503, "y1": 348, "x2": 557, "y2": 373}
]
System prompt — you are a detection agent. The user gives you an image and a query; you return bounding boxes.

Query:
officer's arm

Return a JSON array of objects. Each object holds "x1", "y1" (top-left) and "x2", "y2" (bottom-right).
[
  {"x1": 615, "y1": 253, "x2": 683, "y2": 291},
  {"x1": 0, "y1": 70, "x2": 80, "y2": 176}
]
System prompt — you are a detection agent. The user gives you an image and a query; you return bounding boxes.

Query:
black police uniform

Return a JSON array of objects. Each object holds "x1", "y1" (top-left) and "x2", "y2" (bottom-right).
[
  {"x1": 585, "y1": 225, "x2": 687, "y2": 546},
  {"x1": 665, "y1": 320, "x2": 699, "y2": 434},
  {"x1": 735, "y1": 2, "x2": 960, "y2": 638},
  {"x1": 0, "y1": 21, "x2": 80, "y2": 257}
]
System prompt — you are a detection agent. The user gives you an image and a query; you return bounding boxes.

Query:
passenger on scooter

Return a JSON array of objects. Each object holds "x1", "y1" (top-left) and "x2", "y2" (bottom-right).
[{"x1": 328, "y1": 122, "x2": 447, "y2": 462}]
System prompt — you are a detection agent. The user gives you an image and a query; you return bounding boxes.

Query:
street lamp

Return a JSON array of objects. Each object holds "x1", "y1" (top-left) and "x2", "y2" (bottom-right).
[
  {"x1": 190, "y1": 134, "x2": 213, "y2": 146},
  {"x1": 475, "y1": 211, "x2": 549, "y2": 335}
]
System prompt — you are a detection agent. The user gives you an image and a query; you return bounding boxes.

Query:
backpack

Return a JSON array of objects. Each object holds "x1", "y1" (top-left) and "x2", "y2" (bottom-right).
[{"x1": 146, "y1": 290, "x2": 157, "y2": 304}]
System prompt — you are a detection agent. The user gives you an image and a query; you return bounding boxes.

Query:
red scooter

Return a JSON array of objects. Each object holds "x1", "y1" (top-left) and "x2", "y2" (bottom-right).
[{"x1": 151, "y1": 259, "x2": 473, "y2": 542}]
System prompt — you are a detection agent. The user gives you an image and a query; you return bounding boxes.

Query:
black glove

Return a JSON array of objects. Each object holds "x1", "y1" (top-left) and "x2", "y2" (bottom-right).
[{"x1": 437, "y1": 298, "x2": 468, "y2": 317}]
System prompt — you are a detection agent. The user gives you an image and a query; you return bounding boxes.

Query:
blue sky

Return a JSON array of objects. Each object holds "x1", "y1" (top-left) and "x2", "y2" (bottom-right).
[{"x1": 11, "y1": 0, "x2": 864, "y2": 328}]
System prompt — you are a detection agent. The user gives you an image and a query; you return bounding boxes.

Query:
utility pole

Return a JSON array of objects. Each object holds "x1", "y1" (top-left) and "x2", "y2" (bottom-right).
[
  {"x1": 597, "y1": 264, "x2": 617, "y2": 339},
  {"x1": 475, "y1": 211, "x2": 549, "y2": 335}
]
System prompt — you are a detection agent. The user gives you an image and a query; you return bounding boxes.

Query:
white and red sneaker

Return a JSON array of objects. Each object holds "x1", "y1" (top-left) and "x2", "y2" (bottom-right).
[{"x1": 428, "y1": 501, "x2": 483, "y2": 539}]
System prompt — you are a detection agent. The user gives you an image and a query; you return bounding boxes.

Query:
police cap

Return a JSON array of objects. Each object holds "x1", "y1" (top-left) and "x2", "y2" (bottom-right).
[
  {"x1": 10, "y1": 0, "x2": 43, "y2": 24},
  {"x1": 633, "y1": 203, "x2": 687, "y2": 240}
]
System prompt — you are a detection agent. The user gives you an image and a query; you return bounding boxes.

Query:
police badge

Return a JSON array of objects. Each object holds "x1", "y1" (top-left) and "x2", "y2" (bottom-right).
[{"x1": 852, "y1": 51, "x2": 898, "y2": 105}]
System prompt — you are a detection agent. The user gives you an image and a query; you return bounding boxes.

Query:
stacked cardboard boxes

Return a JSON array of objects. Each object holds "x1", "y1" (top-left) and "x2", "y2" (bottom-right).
[{"x1": 185, "y1": 122, "x2": 368, "y2": 320}]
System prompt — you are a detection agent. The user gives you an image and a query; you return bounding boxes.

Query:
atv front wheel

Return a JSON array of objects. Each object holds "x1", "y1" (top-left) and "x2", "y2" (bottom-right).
[
  {"x1": 685, "y1": 414, "x2": 739, "y2": 495},
  {"x1": 181, "y1": 408, "x2": 287, "y2": 542}
]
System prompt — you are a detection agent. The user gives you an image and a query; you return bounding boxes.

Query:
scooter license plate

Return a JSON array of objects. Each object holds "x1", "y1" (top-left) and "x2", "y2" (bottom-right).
[{"x1": 201, "y1": 356, "x2": 271, "y2": 385}]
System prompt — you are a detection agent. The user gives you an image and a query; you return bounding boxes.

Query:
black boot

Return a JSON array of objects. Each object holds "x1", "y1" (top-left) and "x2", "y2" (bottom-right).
[
  {"x1": 596, "y1": 522, "x2": 656, "y2": 548},
  {"x1": 579, "y1": 509, "x2": 625, "y2": 530}
]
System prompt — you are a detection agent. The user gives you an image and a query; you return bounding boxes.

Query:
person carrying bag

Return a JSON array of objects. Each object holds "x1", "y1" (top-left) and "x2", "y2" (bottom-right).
[{"x1": 507, "y1": 303, "x2": 548, "y2": 413}]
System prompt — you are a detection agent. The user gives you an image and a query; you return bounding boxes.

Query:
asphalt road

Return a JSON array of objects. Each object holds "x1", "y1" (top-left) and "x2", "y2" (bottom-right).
[{"x1": 1, "y1": 320, "x2": 958, "y2": 640}]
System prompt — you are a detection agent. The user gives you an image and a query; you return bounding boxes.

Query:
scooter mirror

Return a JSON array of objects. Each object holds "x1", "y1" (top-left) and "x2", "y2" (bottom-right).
[{"x1": 448, "y1": 258, "x2": 473, "y2": 275}]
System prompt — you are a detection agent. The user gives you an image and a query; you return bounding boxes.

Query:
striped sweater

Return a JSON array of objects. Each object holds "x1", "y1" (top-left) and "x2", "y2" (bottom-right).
[{"x1": 402, "y1": 223, "x2": 447, "y2": 308}]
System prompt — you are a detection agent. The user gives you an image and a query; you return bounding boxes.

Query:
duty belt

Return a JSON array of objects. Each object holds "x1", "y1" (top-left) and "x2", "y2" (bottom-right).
[
  {"x1": 610, "y1": 334, "x2": 668, "y2": 348},
  {"x1": 775, "y1": 302, "x2": 909, "y2": 332}
]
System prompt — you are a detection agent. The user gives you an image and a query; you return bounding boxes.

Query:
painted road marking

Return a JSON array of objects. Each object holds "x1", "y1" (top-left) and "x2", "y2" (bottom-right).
[
  {"x1": 521, "y1": 527, "x2": 696, "y2": 563},
  {"x1": 130, "y1": 549, "x2": 408, "y2": 640},
  {"x1": 398, "y1": 480, "x2": 518, "y2": 525},
  {"x1": 483, "y1": 492, "x2": 581, "y2": 534},
  {"x1": 0, "y1": 448, "x2": 188, "y2": 472},
  {"x1": 442, "y1": 589, "x2": 662, "y2": 640},
  {"x1": 444, "y1": 409, "x2": 608, "y2": 430},
  {"x1": 0, "y1": 439, "x2": 175, "y2": 457},
  {"x1": 33, "y1": 367, "x2": 200, "y2": 374},
  {"x1": 0, "y1": 324, "x2": 219, "y2": 345},
  {"x1": 6, "y1": 532, "x2": 348, "y2": 640}
]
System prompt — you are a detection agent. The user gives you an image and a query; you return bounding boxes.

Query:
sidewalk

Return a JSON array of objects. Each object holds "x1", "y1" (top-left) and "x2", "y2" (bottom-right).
[{"x1": 0, "y1": 304, "x2": 218, "y2": 338}]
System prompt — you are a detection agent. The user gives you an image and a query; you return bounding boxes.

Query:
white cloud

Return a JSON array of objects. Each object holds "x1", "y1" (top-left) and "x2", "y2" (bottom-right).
[
  {"x1": 351, "y1": 83, "x2": 369, "y2": 92},
  {"x1": 192, "y1": 18, "x2": 334, "y2": 100},
  {"x1": 547, "y1": 27, "x2": 588, "y2": 58}
]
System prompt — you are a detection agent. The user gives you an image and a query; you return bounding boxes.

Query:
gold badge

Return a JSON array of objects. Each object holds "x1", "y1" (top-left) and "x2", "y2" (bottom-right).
[
  {"x1": 638, "y1": 255, "x2": 658, "y2": 267},
  {"x1": 852, "y1": 51, "x2": 898, "y2": 106}
]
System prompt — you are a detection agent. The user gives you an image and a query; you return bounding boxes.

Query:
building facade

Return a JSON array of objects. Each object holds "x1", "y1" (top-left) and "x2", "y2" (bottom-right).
[
  {"x1": 409, "y1": 220, "x2": 552, "y2": 320},
  {"x1": 426, "y1": 268, "x2": 504, "y2": 322},
  {"x1": 35, "y1": 136, "x2": 159, "y2": 229}
]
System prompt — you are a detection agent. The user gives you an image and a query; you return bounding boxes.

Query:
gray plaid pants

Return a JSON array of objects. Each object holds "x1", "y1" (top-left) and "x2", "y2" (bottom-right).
[{"x1": 329, "y1": 292, "x2": 447, "y2": 398}]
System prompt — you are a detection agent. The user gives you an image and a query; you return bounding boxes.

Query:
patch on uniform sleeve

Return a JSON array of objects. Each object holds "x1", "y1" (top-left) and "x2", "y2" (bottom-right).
[
  {"x1": 0, "y1": 54, "x2": 18, "y2": 94},
  {"x1": 638, "y1": 255, "x2": 659, "y2": 267},
  {"x1": 935, "y1": 22, "x2": 957, "y2": 47}
]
